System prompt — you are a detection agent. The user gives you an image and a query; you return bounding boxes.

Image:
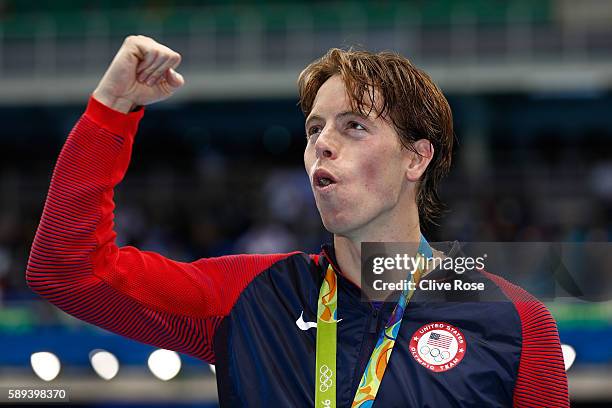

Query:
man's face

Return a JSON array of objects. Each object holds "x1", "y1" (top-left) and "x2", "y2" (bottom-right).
[{"x1": 304, "y1": 75, "x2": 413, "y2": 236}]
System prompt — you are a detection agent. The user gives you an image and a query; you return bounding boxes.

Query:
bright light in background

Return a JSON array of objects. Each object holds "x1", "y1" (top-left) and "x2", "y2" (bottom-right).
[
  {"x1": 561, "y1": 344, "x2": 577, "y2": 372},
  {"x1": 209, "y1": 364, "x2": 216, "y2": 375},
  {"x1": 30, "y1": 352, "x2": 61, "y2": 381},
  {"x1": 147, "y1": 349, "x2": 181, "y2": 381},
  {"x1": 89, "y1": 349, "x2": 119, "y2": 380}
]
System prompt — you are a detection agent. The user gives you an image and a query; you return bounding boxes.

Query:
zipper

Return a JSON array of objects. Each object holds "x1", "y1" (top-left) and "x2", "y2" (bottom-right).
[
  {"x1": 348, "y1": 304, "x2": 385, "y2": 401},
  {"x1": 369, "y1": 307, "x2": 379, "y2": 333}
]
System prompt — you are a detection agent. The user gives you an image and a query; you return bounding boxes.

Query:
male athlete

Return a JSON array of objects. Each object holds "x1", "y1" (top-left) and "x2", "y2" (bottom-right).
[{"x1": 27, "y1": 36, "x2": 569, "y2": 407}]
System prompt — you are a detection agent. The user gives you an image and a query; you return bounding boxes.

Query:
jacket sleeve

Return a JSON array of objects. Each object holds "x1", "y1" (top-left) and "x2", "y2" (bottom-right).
[
  {"x1": 512, "y1": 301, "x2": 569, "y2": 407},
  {"x1": 483, "y1": 271, "x2": 570, "y2": 407},
  {"x1": 26, "y1": 96, "x2": 295, "y2": 363}
]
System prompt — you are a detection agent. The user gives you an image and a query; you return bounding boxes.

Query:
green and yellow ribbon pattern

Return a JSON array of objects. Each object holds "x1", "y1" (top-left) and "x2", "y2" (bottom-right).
[{"x1": 315, "y1": 237, "x2": 432, "y2": 408}]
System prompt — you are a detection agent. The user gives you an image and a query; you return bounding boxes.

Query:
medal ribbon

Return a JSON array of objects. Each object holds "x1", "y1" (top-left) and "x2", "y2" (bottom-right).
[{"x1": 315, "y1": 236, "x2": 433, "y2": 408}]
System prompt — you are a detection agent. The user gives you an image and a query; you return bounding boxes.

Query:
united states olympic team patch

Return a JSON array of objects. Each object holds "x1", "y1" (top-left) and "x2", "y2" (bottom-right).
[{"x1": 409, "y1": 322, "x2": 466, "y2": 372}]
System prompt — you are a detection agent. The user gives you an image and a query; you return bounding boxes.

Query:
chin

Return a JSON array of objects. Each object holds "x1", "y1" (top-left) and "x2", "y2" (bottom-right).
[
  {"x1": 319, "y1": 211, "x2": 361, "y2": 236},
  {"x1": 321, "y1": 220, "x2": 344, "y2": 235},
  {"x1": 319, "y1": 212, "x2": 345, "y2": 234}
]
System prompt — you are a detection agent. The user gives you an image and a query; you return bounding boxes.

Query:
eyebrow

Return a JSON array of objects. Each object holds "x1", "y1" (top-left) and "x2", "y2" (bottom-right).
[{"x1": 305, "y1": 110, "x2": 369, "y2": 128}]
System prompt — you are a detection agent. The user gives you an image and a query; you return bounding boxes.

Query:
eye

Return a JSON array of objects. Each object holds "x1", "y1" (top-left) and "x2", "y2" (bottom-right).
[
  {"x1": 306, "y1": 125, "x2": 322, "y2": 139},
  {"x1": 348, "y1": 121, "x2": 366, "y2": 131}
]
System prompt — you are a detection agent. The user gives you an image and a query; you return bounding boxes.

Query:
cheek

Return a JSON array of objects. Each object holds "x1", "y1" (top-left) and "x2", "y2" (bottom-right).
[
  {"x1": 358, "y1": 148, "x2": 404, "y2": 199},
  {"x1": 361, "y1": 159, "x2": 380, "y2": 191},
  {"x1": 303, "y1": 146, "x2": 313, "y2": 171}
]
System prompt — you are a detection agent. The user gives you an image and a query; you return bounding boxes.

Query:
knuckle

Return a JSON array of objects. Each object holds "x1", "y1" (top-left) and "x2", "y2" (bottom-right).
[
  {"x1": 156, "y1": 48, "x2": 170, "y2": 58},
  {"x1": 145, "y1": 49, "x2": 159, "y2": 62},
  {"x1": 161, "y1": 47, "x2": 174, "y2": 57},
  {"x1": 155, "y1": 62, "x2": 170, "y2": 75}
]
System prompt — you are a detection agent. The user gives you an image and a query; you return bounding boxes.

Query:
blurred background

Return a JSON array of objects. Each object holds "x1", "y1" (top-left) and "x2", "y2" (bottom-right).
[{"x1": 0, "y1": 0, "x2": 611, "y2": 406}]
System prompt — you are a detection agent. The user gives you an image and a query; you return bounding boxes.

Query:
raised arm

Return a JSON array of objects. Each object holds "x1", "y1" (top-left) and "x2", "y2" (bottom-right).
[{"x1": 26, "y1": 36, "x2": 292, "y2": 363}]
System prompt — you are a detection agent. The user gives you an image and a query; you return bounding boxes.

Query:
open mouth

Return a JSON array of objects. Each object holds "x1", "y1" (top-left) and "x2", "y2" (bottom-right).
[{"x1": 313, "y1": 169, "x2": 338, "y2": 189}]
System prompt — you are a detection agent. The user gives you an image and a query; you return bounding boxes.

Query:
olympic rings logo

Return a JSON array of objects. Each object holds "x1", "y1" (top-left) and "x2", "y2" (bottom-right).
[
  {"x1": 420, "y1": 345, "x2": 451, "y2": 362},
  {"x1": 319, "y1": 364, "x2": 333, "y2": 392}
]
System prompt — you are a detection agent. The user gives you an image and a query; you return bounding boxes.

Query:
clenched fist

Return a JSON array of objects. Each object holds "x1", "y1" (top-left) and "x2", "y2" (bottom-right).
[{"x1": 92, "y1": 35, "x2": 185, "y2": 113}]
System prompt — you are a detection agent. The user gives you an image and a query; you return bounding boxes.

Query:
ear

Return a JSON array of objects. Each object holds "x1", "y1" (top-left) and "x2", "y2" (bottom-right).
[{"x1": 405, "y1": 139, "x2": 434, "y2": 182}]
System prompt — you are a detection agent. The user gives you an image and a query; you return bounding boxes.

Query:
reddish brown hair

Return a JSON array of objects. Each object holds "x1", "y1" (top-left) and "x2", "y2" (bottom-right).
[{"x1": 297, "y1": 48, "x2": 454, "y2": 227}]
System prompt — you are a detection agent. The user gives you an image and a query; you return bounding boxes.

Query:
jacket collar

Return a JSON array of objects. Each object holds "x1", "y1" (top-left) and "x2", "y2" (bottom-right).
[{"x1": 320, "y1": 242, "x2": 339, "y2": 277}]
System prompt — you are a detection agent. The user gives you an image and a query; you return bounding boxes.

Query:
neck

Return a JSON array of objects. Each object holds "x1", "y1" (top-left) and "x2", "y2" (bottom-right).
[{"x1": 333, "y1": 209, "x2": 422, "y2": 289}]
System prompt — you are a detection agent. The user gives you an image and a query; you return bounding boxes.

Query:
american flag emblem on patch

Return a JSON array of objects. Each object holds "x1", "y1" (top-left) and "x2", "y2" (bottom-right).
[{"x1": 427, "y1": 332, "x2": 453, "y2": 349}]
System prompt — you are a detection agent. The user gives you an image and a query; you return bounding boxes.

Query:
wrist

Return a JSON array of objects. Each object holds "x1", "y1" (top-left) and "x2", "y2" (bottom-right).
[{"x1": 91, "y1": 89, "x2": 135, "y2": 114}]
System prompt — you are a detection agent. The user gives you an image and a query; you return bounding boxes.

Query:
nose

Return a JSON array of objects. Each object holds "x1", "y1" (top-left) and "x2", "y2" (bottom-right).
[{"x1": 314, "y1": 126, "x2": 337, "y2": 160}]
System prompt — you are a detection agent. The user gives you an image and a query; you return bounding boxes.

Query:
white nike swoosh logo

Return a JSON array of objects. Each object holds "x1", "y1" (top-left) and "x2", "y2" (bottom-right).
[
  {"x1": 295, "y1": 311, "x2": 342, "y2": 331},
  {"x1": 296, "y1": 311, "x2": 317, "y2": 330}
]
